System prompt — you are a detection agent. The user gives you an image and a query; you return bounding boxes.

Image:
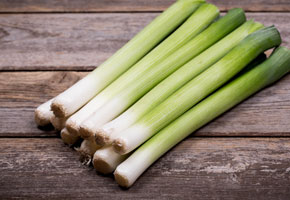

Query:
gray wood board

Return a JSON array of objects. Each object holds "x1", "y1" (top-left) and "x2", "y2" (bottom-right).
[
  {"x1": 0, "y1": 138, "x2": 290, "y2": 199},
  {"x1": 0, "y1": 0, "x2": 289, "y2": 12},
  {"x1": 0, "y1": 13, "x2": 289, "y2": 71}
]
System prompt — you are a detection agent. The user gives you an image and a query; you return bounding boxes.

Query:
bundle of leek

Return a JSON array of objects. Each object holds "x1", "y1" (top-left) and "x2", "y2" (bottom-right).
[{"x1": 33, "y1": 0, "x2": 290, "y2": 189}]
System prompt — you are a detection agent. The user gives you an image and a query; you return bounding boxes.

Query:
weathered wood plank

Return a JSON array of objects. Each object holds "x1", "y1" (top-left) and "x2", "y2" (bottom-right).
[
  {"x1": 0, "y1": 71, "x2": 84, "y2": 137},
  {"x1": 0, "y1": 13, "x2": 152, "y2": 71},
  {"x1": 0, "y1": 138, "x2": 290, "y2": 199},
  {"x1": 0, "y1": 71, "x2": 290, "y2": 137},
  {"x1": 0, "y1": 13, "x2": 289, "y2": 71},
  {"x1": 0, "y1": 108, "x2": 58, "y2": 137},
  {"x1": 0, "y1": 71, "x2": 86, "y2": 107},
  {"x1": 0, "y1": 0, "x2": 289, "y2": 12}
]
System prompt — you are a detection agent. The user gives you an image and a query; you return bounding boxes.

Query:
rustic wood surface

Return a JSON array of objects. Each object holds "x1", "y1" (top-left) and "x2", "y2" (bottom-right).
[
  {"x1": 1, "y1": 0, "x2": 290, "y2": 199},
  {"x1": 0, "y1": 13, "x2": 289, "y2": 71},
  {"x1": 1, "y1": 138, "x2": 290, "y2": 199},
  {"x1": 0, "y1": 0, "x2": 289, "y2": 12}
]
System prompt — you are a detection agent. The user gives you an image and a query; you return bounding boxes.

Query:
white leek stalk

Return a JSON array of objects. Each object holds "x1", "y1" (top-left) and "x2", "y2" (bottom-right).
[
  {"x1": 114, "y1": 47, "x2": 290, "y2": 187},
  {"x1": 50, "y1": 0, "x2": 205, "y2": 118}
]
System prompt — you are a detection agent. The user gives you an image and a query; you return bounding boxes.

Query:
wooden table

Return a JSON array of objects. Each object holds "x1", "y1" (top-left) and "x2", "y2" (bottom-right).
[{"x1": 1, "y1": 0, "x2": 290, "y2": 199}]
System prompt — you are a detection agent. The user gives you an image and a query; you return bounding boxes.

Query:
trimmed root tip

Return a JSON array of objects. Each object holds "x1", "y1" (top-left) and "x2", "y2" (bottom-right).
[
  {"x1": 95, "y1": 129, "x2": 111, "y2": 146},
  {"x1": 51, "y1": 101, "x2": 66, "y2": 118},
  {"x1": 79, "y1": 125, "x2": 94, "y2": 139},
  {"x1": 66, "y1": 121, "x2": 80, "y2": 137},
  {"x1": 114, "y1": 170, "x2": 130, "y2": 188},
  {"x1": 112, "y1": 138, "x2": 127, "y2": 155},
  {"x1": 50, "y1": 116, "x2": 66, "y2": 131},
  {"x1": 93, "y1": 154, "x2": 114, "y2": 174},
  {"x1": 34, "y1": 109, "x2": 51, "y2": 127},
  {"x1": 61, "y1": 130, "x2": 80, "y2": 145}
]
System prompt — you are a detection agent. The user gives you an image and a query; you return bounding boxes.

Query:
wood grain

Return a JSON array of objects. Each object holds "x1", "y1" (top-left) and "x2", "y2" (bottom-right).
[
  {"x1": 0, "y1": 13, "x2": 289, "y2": 71},
  {"x1": 1, "y1": 0, "x2": 289, "y2": 197},
  {"x1": 0, "y1": 0, "x2": 289, "y2": 12},
  {"x1": 0, "y1": 71, "x2": 85, "y2": 137},
  {"x1": 0, "y1": 108, "x2": 58, "y2": 137},
  {"x1": 0, "y1": 71, "x2": 290, "y2": 137},
  {"x1": 0, "y1": 71, "x2": 86, "y2": 107},
  {"x1": 0, "y1": 138, "x2": 290, "y2": 199}
]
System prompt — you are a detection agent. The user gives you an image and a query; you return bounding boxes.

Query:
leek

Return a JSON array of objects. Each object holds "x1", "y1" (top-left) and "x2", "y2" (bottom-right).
[
  {"x1": 113, "y1": 26, "x2": 281, "y2": 155},
  {"x1": 80, "y1": 7, "x2": 242, "y2": 140},
  {"x1": 65, "y1": 3, "x2": 219, "y2": 136},
  {"x1": 96, "y1": 20, "x2": 263, "y2": 145},
  {"x1": 114, "y1": 47, "x2": 290, "y2": 187},
  {"x1": 50, "y1": 0, "x2": 205, "y2": 118}
]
